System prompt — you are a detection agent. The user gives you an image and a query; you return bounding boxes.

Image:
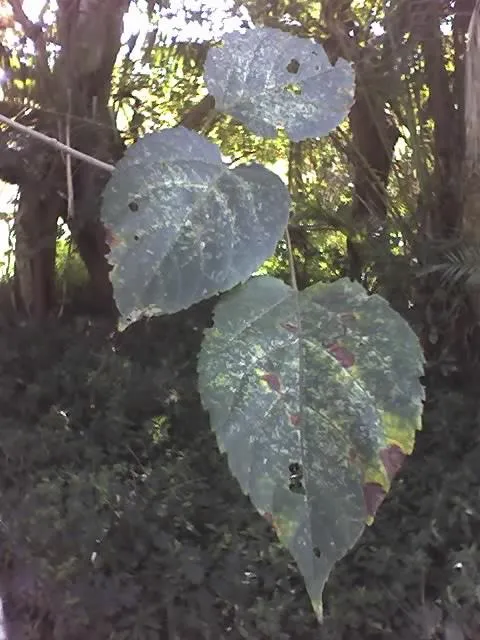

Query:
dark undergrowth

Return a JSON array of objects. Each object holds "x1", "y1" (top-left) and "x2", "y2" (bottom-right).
[{"x1": 0, "y1": 293, "x2": 479, "y2": 639}]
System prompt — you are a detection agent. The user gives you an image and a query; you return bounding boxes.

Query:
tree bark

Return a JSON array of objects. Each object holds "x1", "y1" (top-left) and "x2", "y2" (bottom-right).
[
  {"x1": 347, "y1": 63, "x2": 399, "y2": 283},
  {"x1": 53, "y1": 0, "x2": 129, "y2": 316},
  {"x1": 5, "y1": 0, "x2": 129, "y2": 319},
  {"x1": 13, "y1": 187, "x2": 61, "y2": 318},
  {"x1": 416, "y1": 0, "x2": 469, "y2": 362}
]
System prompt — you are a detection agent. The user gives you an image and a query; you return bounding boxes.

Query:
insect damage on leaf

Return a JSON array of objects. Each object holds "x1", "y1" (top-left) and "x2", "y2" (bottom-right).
[
  {"x1": 288, "y1": 461, "x2": 305, "y2": 494},
  {"x1": 198, "y1": 275, "x2": 424, "y2": 622},
  {"x1": 289, "y1": 413, "x2": 301, "y2": 427},
  {"x1": 363, "y1": 482, "x2": 387, "y2": 519},
  {"x1": 104, "y1": 225, "x2": 121, "y2": 250},
  {"x1": 325, "y1": 342, "x2": 355, "y2": 368},
  {"x1": 259, "y1": 371, "x2": 282, "y2": 393},
  {"x1": 286, "y1": 58, "x2": 300, "y2": 73},
  {"x1": 380, "y1": 443, "x2": 406, "y2": 481},
  {"x1": 99, "y1": 19, "x2": 425, "y2": 628},
  {"x1": 280, "y1": 321, "x2": 299, "y2": 333}
]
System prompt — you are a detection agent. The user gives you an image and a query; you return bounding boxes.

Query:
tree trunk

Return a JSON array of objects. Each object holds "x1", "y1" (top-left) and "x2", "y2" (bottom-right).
[
  {"x1": 463, "y1": 0, "x2": 480, "y2": 327},
  {"x1": 53, "y1": 0, "x2": 129, "y2": 317},
  {"x1": 13, "y1": 187, "x2": 60, "y2": 318},
  {"x1": 416, "y1": 0, "x2": 468, "y2": 364},
  {"x1": 347, "y1": 64, "x2": 399, "y2": 283},
  {"x1": 9, "y1": 0, "x2": 129, "y2": 319}
]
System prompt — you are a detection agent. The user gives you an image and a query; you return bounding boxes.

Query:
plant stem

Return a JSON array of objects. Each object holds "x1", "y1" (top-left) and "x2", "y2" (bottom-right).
[
  {"x1": 285, "y1": 226, "x2": 298, "y2": 290},
  {"x1": 0, "y1": 112, "x2": 115, "y2": 173}
]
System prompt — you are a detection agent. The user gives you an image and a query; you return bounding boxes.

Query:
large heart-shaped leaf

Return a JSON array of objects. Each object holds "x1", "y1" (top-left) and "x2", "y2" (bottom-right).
[
  {"x1": 205, "y1": 27, "x2": 354, "y2": 142},
  {"x1": 198, "y1": 276, "x2": 424, "y2": 620},
  {"x1": 101, "y1": 126, "x2": 290, "y2": 328}
]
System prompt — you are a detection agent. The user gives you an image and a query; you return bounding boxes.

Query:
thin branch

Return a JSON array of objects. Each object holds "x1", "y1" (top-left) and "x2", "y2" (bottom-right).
[
  {"x1": 38, "y1": 1, "x2": 49, "y2": 23},
  {"x1": 0, "y1": 93, "x2": 218, "y2": 177},
  {"x1": 177, "y1": 94, "x2": 216, "y2": 131},
  {"x1": 285, "y1": 226, "x2": 298, "y2": 291},
  {"x1": 58, "y1": 89, "x2": 74, "y2": 317},
  {"x1": 64, "y1": 91, "x2": 75, "y2": 219},
  {"x1": 0, "y1": 112, "x2": 115, "y2": 173},
  {"x1": 7, "y1": 0, "x2": 38, "y2": 37},
  {"x1": 7, "y1": 0, "x2": 51, "y2": 85}
]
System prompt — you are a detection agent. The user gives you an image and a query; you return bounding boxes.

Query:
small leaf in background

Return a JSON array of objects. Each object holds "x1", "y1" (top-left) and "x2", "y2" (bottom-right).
[
  {"x1": 205, "y1": 27, "x2": 354, "y2": 142},
  {"x1": 198, "y1": 275, "x2": 424, "y2": 620},
  {"x1": 100, "y1": 126, "x2": 290, "y2": 329}
]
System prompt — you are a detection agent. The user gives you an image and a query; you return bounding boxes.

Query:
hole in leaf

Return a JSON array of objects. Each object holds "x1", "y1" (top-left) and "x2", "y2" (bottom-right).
[
  {"x1": 289, "y1": 480, "x2": 305, "y2": 495},
  {"x1": 284, "y1": 82, "x2": 302, "y2": 96},
  {"x1": 289, "y1": 462, "x2": 301, "y2": 474},
  {"x1": 128, "y1": 201, "x2": 139, "y2": 212},
  {"x1": 286, "y1": 58, "x2": 300, "y2": 73},
  {"x1": 288, "y1": 462, "x2": 304, "y2": 494},
  {"x1": 133, "y1": 234, "x2": 140, "y2": 241},
  {"x1": 313, "y1": 547, "x2": 321, "y2": 558}
]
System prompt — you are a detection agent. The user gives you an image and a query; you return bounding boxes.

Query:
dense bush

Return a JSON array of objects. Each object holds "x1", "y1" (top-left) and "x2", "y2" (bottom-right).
[{"x1": 0, "y1": 301, "x2": 479, "y2": 638}]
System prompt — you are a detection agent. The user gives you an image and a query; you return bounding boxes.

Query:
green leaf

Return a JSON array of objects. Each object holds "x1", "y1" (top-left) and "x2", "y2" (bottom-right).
[
  {"x1": 205, "y1": 27, "x2": 354, "y2": 142},
  {"x1": 198, "y1": 276, "x2": 424, "y2": 620},
  {"x1": 101, "y1": 126, "x2": 290, "y2": 328}
]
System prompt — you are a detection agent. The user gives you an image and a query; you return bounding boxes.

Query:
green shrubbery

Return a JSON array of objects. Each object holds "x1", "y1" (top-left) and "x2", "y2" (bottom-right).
[{"x1": 0, "y1": 305, "x2": 479, "y2": 638}]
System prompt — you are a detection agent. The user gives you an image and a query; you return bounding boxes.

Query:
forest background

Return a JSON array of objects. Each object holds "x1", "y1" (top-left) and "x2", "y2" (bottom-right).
[{"x1": 0, "y1": 0, "x2": 479, "y2": 638}]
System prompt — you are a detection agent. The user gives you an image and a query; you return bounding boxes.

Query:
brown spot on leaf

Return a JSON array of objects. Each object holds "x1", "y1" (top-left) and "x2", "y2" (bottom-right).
[
  {"x1": 326, "y1": 343, "x2": 355, "y2": 368},
  {"x1": 380, "y1": 444, "x2": 406, "y2": 481},
  {"x1": 262, "y1": 512, "x2": 281, "y2": 533},
  {"x1": 104, "y1": 226, "x2": 119, "y2": 249},
  {"x1": 289, "y1": 413, "x2": 300, "y2": 427},
  {"x1": 280, "y1": 321, "x2": 298, "y2": 333},
  {"x1": 263, "y1": 512, "x2": 274, "y2": 526},
  {"x1": 260, "y1": 372, "x2": 282, "y2": 392},
  {"x1": 363, "y1": 482, "x2": 387, "y2": 518}
]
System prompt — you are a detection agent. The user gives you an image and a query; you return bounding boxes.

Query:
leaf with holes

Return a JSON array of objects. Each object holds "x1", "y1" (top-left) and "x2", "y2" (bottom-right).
[
  {"x1": 205, "y1": 27, "x2": 354, "y2": 142},
  {"x1": 198, "y1": 276, "x2": 424, "y2": 620},
  {"x1": 101, "y1": 126, "x2": 290, "y2": 328}
]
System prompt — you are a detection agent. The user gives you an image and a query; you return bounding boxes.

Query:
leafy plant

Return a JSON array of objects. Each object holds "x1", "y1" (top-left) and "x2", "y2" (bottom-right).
[
  {"x1": 101, "y1": 126, "x2": 290, "y2": 326},
  {"x1": 99, "y1": 26, "x2": 426, "y2": 622},
  {"x1": 204, "y1": 26, "x2": 354, "y2": 142},
  {"x1": 418, "y1": 244, "x2": 480, "y2": 288}
]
